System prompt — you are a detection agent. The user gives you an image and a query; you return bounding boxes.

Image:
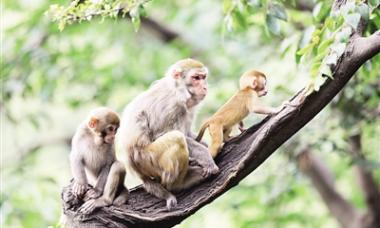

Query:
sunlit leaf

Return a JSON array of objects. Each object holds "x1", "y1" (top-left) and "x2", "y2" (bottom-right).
[
  {"x1": 320, "y1": 64, "x2": 333, "y2": 79},
  {"x1": 266, "y1": 15, "x2": 280, "y2": 35},
  {"x1": 223, "y1": 0, "x2": 233, "y2": 14},
  {"x1": 344, "y1": 13, "x2": 361, "y2": 29},
  {"x1": 368, "y1": 0, "x2": 380, "y2": 9},
  {"x1": 268, "y1": 3, "x2": 287, "y2": 21},
  {"x1": 330, "y1": 42, "x2": 346, "y2": 57},
  {"x1": 325, "y1": 53, "x2": 339, "y2": 65},
  {"x1": 356, "y1": 3, "x2": 369, "y2": 21},
  {"x1": 336, "y1": 27, "x2": 352, "y2": 43},
  {"x1": 317, "y1": 37, "x2": 334, "y2": 55}
]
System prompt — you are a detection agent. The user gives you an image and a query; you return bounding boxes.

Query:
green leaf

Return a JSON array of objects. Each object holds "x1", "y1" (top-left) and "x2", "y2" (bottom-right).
[
  {"x1": 297, "y1": 43, "x2": 314, "y2": 56},
  {"x1": 336, "y1": 27, "x2": 352, "y2": 43},
  {"x1": 58, "y1": 20, "x2": 66, "y2": 31},
  {"x1": 320, "y1": 64, "x2": 333, "y2": 79},
  {"x1": 223, "y1": 0, "x2": 233, "y2": 14},
  {"x1": 299, "y1": 26, "x2": 315, "y2": 48},
  {"x1": 317, "y1": 38, "x2": 334, "y2": 55},
  {"x1": 139, "y1": 5, "x2": 147, "y2": 18},
  {"x1": 313, "y1": 2, "x2": 330, "y2": 22},
  {"x1": 344, "y1": 13, "x2": 361, "y2": 30},
  {"x1": 312, "y1": 2, "x2": 322, "y2": 19},
  {"x1": 225, "y1": 14, "x2": 233, "y2": 32},
  {"x1": 129, "y1": 5, "x2": 141, "y2": 31},
  {"x1": 313, "y1": 75, "x2": 327, "y2": 91},
  {"x1": 310, "y1": 60, "x2": 321, "y2": 78},
  {"x1": 356, "y1": 3, "x2": 369, "y2": 21},
  {"x1": 131, "y1": 16, "x2": 141, "y2": 32},
  {"x1": 368, "y1": 0, "x2": 380, "y2": 9},
  {"x1": 330, "y1": 42, "x2": 346, "y2": 57},
  {"x1": 295, "y1": 52, "x2": 302, "y2": 64},
  {"x1": 266, "y1": 15, "x2": 280, "y2": 35},
  {"x1": 247, "y1": 0, "x2": 262, "y2": 7},
  {"x1": 232, "y1": 9, "x2": 248, "y2": 30},
  {"x1": 325, "y1": 53, "x2": 339, "y2": 65},
  {"x1": 268, "y1": 3, "x2": 287, "y2": 21}
]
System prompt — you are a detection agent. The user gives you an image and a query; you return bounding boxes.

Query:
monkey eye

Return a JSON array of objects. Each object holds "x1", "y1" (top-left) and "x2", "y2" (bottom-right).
[
  {"x1": 193, "y1": 74, "x2": 206, "y2": 80},
  {"x1": 107, "y1": 126, "x2": 115, "y2": 132}
]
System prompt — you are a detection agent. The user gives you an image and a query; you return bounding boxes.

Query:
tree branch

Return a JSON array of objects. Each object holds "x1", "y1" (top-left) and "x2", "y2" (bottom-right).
[
  {"x1": 140, "y1": 17, "x2": 179, "y2": 42},
  {"x1": 61, "y1": 28, "x2": 380, "y2": 227},
  {"x1": 351, "y1": 31, "x2": 380, "y2": 64},
  {"x1": 71, "y1": 0, "x2": 181, "y2": 43},
  {"x1": 297, "y1": 149, "x2": 360, "y2": 227},
  {"x1": 349, "y1": 134, "x2": 380, "y2": 227}
]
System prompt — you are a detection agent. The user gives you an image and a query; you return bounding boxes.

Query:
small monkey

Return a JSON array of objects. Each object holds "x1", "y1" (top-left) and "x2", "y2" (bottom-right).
[
  {"x1": 70, "y1": 107, "x2": 129, "y2": 214},
  {"x1": 196, "y1": 70, "x2": 289, "y2": 158}
]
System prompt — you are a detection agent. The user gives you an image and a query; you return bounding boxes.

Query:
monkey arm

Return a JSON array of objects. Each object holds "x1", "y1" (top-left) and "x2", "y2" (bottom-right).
[
  {"x1": 70, "y1": 153, "x2": 88, "y2": 185},
  {"x1": 238, "y1": 121, "x2": 245, "y2": 132},
  {"x1": 250, "y1": 105, "x2": 283, "y2": 115}
]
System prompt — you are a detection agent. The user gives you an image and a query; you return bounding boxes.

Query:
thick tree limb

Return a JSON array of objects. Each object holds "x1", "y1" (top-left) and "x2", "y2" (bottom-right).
[
  {"x1": 349, "y1": 134, "x2": 380, "y2": 227},
  {"x1": 61, "y1": 30, "x2": 380, "y2": 227},
  {"x1": 297, "y1": 149, "x2": 361, "y2": 228}
]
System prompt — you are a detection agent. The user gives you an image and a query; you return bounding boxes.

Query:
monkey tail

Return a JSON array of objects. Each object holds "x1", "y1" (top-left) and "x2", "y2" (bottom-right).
[{"x1": 196, "y1": 122, "x2": 209, "y2": 142}]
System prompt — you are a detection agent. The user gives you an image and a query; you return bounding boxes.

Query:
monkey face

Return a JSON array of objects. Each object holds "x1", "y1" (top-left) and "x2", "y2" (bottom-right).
[
  {"x1": 87, "y1": 107, "x2": 120, "y2": 145},
  {"x1": 254, "y1": 77, "x2": 268, "y2": 97},
  {"x1": 103, "y1": 124, "x2": 118, "y2": 144},
  {"x1": 185, "y1": 69, "x2": 208, "y2": 99}
]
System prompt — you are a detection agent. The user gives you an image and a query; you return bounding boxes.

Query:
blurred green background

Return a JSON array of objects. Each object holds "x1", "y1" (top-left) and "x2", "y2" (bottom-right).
[{"x1": 1, "y1": 0, "x2": 379, "y2": 227}]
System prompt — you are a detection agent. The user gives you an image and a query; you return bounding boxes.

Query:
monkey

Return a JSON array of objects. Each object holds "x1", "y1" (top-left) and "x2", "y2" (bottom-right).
[
  {"x1": 69, "y1": 107, "x2": 129, "y2": 214},
  {"x1": 196, "y1": 70, "x2": 291, "y2": 158},
  {"x1": 118, "y1": 58, "x2": 219, "y2": 210}
]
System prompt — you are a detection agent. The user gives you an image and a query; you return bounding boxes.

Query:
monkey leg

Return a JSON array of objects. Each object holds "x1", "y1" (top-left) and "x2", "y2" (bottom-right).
[
  {"x1": 186, "y1": 137, "x2": 219, "y2": 177},
  {"x1": 223, "y1": 128, "x2": 232, "y2": 142},
  {"x1": 143, "y1": 130, "x2": 190, "y2": 210},
  {"x1": 143, "y1": 178, "x2": 177, "y2": 211},
  {"x1": 171, "y1": 164, "x2": 207, "y2": 191},
  {"x1": 146, "y1": 130, "x2": 189, "y2": 186},
  {"x1": 79, "y1": 161, "x2": 127, "y2": 214},
  {"x1": 113, "y1": 187, "x2": 129, "y2": 206},
  {"x1": 102, "y1": 161, "x2": 127, "y2": 202},
  {"x1": 208, "y1": 124, "x2": 224, "y2": 158}
]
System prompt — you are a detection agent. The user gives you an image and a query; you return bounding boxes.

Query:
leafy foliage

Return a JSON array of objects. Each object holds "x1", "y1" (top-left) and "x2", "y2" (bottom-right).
[{"x1": 2, "y1": 0, "x2": 379, "y2": 227}]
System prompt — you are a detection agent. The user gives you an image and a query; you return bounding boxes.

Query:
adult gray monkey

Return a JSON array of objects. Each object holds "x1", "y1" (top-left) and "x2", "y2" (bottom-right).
[{"x1": 118, "y1": 58, "x2": 219, "y2": 210}]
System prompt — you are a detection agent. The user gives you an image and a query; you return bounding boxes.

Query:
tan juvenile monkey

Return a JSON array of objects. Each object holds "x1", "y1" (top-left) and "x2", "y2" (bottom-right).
[
  {"x1": 196, "y1": 70, "x2": 290, "y2": 158},
  {"x1": 118, "y1": 59, "x2": 219, "y2": 210},
  {"x1": 70, "y1": 107, "x2": 129, "y2": 214}
]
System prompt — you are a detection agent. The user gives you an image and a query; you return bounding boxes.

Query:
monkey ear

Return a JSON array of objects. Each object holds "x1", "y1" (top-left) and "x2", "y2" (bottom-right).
[
  {"x1": 172, "y1": 69, "x2": 182, "y2": 79},
  {"x1": 88, "y1": 117, "x2": 98, "y2": 129},
  {"x1": 252, "y1": 78, "x2": 258, "y2": 89}
]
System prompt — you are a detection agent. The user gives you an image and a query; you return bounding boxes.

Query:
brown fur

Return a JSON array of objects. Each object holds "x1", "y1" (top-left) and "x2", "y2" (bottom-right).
[
  {"x1": 196, "y1": 70, "x2": 286, "y2": 158},
  {"x1": 119, "y1": 59, "x2": 218, "y2": 210}
]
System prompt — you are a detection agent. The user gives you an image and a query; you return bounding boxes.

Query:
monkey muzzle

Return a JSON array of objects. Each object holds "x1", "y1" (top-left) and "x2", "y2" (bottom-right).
[{"x1": 104, "y1": 135, "x2": 115, "y2": 144}]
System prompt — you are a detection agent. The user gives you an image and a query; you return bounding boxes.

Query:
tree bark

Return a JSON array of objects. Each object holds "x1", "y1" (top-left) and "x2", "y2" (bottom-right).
[
  {"x1": 61, "y1": 29, "x2": 380, "y2": 227},
  {"x1": 349, "y1": 134, "x2": 380, "y2": 228}
]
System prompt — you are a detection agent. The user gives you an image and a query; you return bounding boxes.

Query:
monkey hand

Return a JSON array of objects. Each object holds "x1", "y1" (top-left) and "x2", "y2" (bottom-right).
[
  {"x1": 282, "y1": 100, "x2": 298, "y2": 107},
  {"x1": 166, "y1": 195, "x2": 177, "y2": 211},
  {"x1": 79, "y1": 199, "x2": 97, "y2": 214},
  {"x1": 84, "y1": 188, "x2": 102, "y2": 200},
  {"x1": 72, "y1": 182, "x2": 87, "y2": 198},
  {"x1": 201, "y1": 164, "x2": 219, "y2": 178},
  {"x1": 239, "y1": 126, "x2": 246, "y2": 133}
]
